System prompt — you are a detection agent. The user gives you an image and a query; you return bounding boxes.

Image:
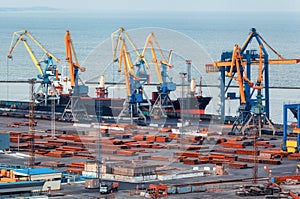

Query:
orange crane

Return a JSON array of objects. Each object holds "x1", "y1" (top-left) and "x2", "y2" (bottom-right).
[
  {"x1": 62, "y1": 30, "x2": 89, "y2": 122},
  {"x1": 64, "y1": 30, "x2": 86, "y2": 91},
  {"x1": 225, "y1": 44, "x2": 253, "y2": 105}
]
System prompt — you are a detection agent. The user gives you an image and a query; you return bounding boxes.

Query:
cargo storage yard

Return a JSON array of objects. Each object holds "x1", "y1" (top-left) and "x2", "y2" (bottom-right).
[
  {"x1": 1, "y1": 114, "x2": 300, "y2": 198},
  {"x1": 0, "y1": 1, "x2": 300, "y2": 199}
]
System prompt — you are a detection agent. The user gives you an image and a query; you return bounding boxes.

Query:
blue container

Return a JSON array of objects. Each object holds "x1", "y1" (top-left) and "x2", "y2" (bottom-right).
[
  {"x1": 176, "y1": 185, "x2": 191, "y2": 194},
  {"x1": 168, "y1": 186, "x2": 176, "y2": 194}
]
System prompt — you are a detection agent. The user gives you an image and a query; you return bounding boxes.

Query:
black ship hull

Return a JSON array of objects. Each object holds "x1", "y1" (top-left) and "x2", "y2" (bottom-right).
[{"x1": 0, "y1": 94, "x2": 212, "y2": 119}]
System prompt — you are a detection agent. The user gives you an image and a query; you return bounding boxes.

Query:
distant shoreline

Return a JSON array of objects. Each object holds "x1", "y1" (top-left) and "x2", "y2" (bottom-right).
[{"x1": 0, "y1": 6, "x2": 61, "y2": 12}]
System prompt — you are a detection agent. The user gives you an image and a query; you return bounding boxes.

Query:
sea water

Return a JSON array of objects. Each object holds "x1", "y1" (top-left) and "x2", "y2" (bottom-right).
[{"x1": 0, "y1": 11, "x2": 299, "y2": 123}]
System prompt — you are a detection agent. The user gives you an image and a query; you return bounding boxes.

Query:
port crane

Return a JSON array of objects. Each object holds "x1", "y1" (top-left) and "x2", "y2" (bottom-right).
[
  {"x1": 141, "y1": 32, "x2": 176, "y2": 118},
  {"x1": 64, "y1": 30, "x2": 87, "y2": 94},
  {"x1": 241, "y1": 44, "x2": 275, "y2": 136},
  {"x1": 111, "y1": 28, "x2": 151, "y2": 123},
  {"x1": 62, "y1": 30, "x2": 89, "y2": 121},
  {"x1": 115, "y1": 38, "x2": 147, "y2": 122},
  {"x1": 7, "y1": 30, "x2": 61, "y2": 105},
  {"x1": 206, "y1": 28, "x2": 300, "y2": 134},
  {"x1": 112, "y1": 27, "x2": 150, "y2": 86}
]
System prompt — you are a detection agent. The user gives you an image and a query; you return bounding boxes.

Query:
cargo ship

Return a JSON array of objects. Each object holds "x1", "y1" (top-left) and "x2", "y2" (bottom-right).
[
  {"x1": 0, "y1": 78, "x2": 211, "y2": 120},
  {"x1": 81, "y1": 91, "x2": 212, "y2": 119}
]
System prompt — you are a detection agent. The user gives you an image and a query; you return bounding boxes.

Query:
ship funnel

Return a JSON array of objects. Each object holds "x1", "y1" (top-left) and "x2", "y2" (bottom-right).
[
  {"x1": 190, "y1": 78, "x2": 196, "y2": 93},
  {"x1": 99, "y1": 75, "x2": 105, "y2": 88}
]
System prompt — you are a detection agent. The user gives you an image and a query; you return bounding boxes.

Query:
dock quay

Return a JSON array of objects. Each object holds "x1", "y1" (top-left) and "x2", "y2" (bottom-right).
[{"x1": 0, "y1": 115, "x2": 299, "y2": 198}]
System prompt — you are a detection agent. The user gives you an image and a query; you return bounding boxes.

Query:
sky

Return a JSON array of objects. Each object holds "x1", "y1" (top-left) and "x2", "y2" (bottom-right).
[{"x1": 0, "y1": 0, "x2": 299, "y2": 12}]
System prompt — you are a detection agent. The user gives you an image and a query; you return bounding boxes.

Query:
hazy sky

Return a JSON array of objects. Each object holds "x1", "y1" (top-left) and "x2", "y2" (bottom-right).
[{"x1": 0, "y1": 0, "x2": 299, "y2": 12}]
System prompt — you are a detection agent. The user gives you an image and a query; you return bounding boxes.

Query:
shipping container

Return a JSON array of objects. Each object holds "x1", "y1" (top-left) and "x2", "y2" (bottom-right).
[
  {"x1": 167, "y1": 185, "x2": 177, "y2": 194},
  {"x1": 176, "y1": 185, "x2": 191, "y2": 194},
  {"x1": 85, "y1": 178, "x2": 99, "y2": 189},
  {"x1": 191, "y1": 184, "x2": 206, "y2": 192}
]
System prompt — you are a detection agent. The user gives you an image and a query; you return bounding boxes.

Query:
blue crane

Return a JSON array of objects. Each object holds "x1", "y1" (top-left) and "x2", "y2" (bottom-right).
[{"x1": 206, "y1": 28, "x2": 300, "y2": 134}]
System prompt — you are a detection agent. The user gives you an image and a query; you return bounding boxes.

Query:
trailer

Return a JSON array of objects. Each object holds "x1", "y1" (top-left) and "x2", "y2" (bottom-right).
[{"x1": 99, "y1": 182, "x2": 119, "y2": 194}]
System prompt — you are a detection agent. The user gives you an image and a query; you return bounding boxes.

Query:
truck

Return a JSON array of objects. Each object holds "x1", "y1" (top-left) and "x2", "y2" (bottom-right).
[{"x1": 99, "y1": 182, "x2": 119, "y2": 194}]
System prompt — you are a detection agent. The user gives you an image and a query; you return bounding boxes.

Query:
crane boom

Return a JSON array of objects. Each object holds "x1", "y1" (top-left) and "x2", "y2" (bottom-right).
[
  {"x1": 226, "y1": 44, "x2": 257, "y2": 104},
  {"x1": 111, "y1": 28, "x2": 151, "y2": 123},
  {"x1": 118, "y1": 38, "x2": 138, "y2": 98},
  {"x1": 7, "y1": 30, "x2": 60, "y2": 78},
  {"x1": 141, "y1": 32, "x2": 176, "y2": 117},
  {"x1": 64, "y1": 30, "x2": 86, "y2": 88},
  {"x1": 142, "y1": 33, "x2": 163, "y2": 84},
  {"x1": 111, "y1": 27, "x2": 150, "y2": 69},
  {"x1": 254, "y1": 44, "x2": 263, "y2": 90},
  {"x1": 226, "y1": 45, "x2": 247, "y2": 104},
  {"x1": 7, "y1": 29, "x2": 61, "y2": 106},
  {"x1": 211, "y1": 59, "x2": 300, "y2": 68},
  {"x1": 207, "y1": 28, "x2": 300, "y2": 72},
  {"x1": 141, "y1": 32, "x2": 174, "y2": 85},
  {"x1": 207, "y1": 28, "x2": 291, "y2": 134}
]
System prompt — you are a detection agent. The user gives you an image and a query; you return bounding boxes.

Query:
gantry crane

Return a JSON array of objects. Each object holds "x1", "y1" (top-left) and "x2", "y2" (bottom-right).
[
  {"x1": 206, "y1": 28, "x2": 300, "y2": 134},
  {"x1": 62, "y1": 30, "x2": 89, "y2": 121},
  {"x1": 111, "y1": 28, "x2": 151, "y2": 123},
  {"x1": 7, "y1": 30, "x2": 61, "y2": 105},
  {"x1": 141, "y1": 32, "x2": 176, "y2": 118},
  {"x1": 282, "y1": 104, "x2": 300, "y2": 152}
]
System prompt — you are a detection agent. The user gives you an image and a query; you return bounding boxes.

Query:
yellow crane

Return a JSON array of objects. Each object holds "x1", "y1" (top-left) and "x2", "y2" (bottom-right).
[
  {"x1": 141, "y1": 32, "x2": 173, "y2": 84},
  {"x1": 141, "y1": 32, "x2": 176, "y2": 117},
  {"x1": 115, "y1": 38, "x2": 147, "y2": 123},
  {"x1": 112, "y1": 27, "x2": 150, "y2": 86},
  {"x1": 118, "y1": 38, "x2": 138, "y2": 97},
  {"x1": 111, "y1": 27, "x2": 149, "y2": 68},
  {"x1": 111, "y1": 28, "x2": 151, "y2": 123},
  {"x1": 7, "y1": 30, "x2": 61, "y2": 105}
]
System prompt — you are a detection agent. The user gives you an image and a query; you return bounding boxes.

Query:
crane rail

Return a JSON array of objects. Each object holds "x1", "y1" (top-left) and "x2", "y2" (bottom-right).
[
  {"x1": 0, "y1": 80, "x2": 299, "y2": 89},
  {"x1": 84, "y1": 81, "x2": 300, "y2": 90}
]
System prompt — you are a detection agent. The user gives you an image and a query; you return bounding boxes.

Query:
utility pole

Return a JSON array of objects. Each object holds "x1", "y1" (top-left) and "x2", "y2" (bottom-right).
[
  {"x1": 97, "y1": 99, "x2": 102, "y2": 193},
  {"x1": 51, "y1": 92, "x2": 56, "y2": 138},
  {"x1": 28, "y1": 78, "x2": 36, "y2": 168},
  {"x1": 253, "y1": 128, "x2": 258, "y2": 184},
  {"x1": 179, "y1": 72, "x2": 187, "y2": 138}
]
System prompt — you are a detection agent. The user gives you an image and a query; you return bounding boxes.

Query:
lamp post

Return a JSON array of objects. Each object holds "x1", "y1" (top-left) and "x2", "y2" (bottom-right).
[{"x1": 179, "y1": 72, "x2": 187, "y2": 133}]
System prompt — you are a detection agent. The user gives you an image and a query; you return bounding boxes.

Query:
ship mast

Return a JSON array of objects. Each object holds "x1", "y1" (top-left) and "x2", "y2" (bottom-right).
[{"x1": 199, "y1": 76, "x2": 203, "y2": 97}]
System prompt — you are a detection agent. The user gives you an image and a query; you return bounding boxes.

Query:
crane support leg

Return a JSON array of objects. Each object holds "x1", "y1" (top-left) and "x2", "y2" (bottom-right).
[{"x1": 282, "y1": 104, "x2": 300, "y2": 151}]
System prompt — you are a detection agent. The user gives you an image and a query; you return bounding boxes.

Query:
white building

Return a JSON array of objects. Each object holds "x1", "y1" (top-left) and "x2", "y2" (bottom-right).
[{"x1": 13, "y1": 168, "x2": 62, "y2": 191}]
